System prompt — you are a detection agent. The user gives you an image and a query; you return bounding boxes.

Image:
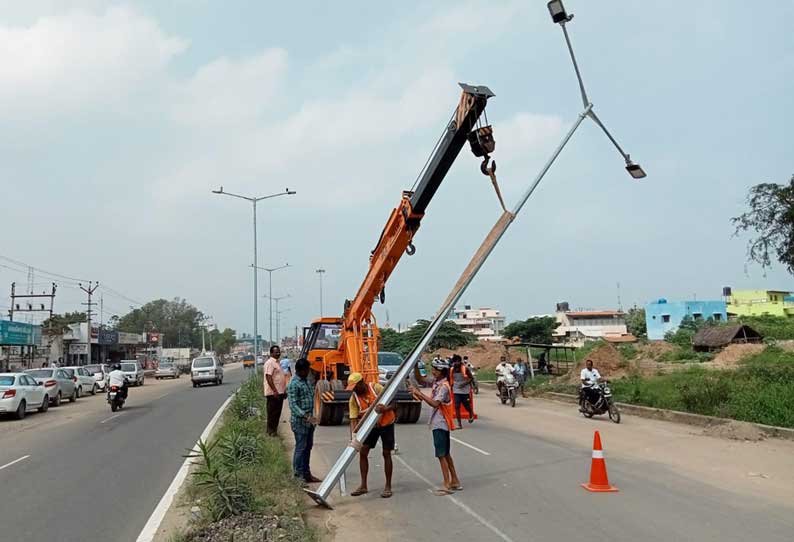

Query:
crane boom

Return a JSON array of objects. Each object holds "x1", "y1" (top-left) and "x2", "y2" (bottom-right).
[{"x1": 343, "y1": 83, "x2": 494, "y2": 328}]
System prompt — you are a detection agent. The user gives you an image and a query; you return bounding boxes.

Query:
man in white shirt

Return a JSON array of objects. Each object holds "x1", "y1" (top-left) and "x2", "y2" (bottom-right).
[
  {"x1": 264, "y1": 345, "x2": 287, "y2": 437},
  {"x1": 495, "y1": 356, "x2": 514, "y2": 397},
  {"x1": 107, "y1": 364, "x2": 129, "y2": 399},
  {"x1": 579, "y1": 359, "x2": 601, "y2": 409}
]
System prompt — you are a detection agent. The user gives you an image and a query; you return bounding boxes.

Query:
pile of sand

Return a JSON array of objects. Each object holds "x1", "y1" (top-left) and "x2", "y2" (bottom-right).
[
  {"x1": 565, "y1": 343, "x2": 627, "y2": 382},
  {"x1": 635, "y1": 341, "x2": 676, "y2": 360},
  {"x1": 702, "y1": 420, "x2": 767, "y2": 441},
  {"x1": 710, "y1": 343, "x2": 765, "y2": 368},
  {"x1": 426, "y1": 341, "x2": 508, "y2": 370}
]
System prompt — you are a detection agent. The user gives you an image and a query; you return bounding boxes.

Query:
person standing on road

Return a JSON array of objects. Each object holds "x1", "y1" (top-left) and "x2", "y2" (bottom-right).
[
  {"x1": 449, "y1": 355, "x2": 474, "y2": 428},
  {"x1": 348, "y1": 372, "x2": 397, "y2": 498},
  {"x1": 264, "y1": 345, "x2": 287, "y2": 437},
  {"x1": 409, "y1": 359, "x2": 462, "y2": 496},
  {"x1": 287, "y1": 358, "x2": 322, "y2": 484}
]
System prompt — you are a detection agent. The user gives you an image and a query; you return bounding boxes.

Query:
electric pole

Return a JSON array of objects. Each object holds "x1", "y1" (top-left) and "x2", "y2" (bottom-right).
[
  {"x1": 6, "y1": 281, "x2": 57, "y2": 369},
  {"x1": 80, "y1": 281, "x2": 99, "y2": 366}
]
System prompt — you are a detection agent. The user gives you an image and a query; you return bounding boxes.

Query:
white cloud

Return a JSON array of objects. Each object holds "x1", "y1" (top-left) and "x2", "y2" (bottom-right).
[
  {"x1": 497, "y1": 112, "x2": 565, "y2": 161},
  {"x1": 0, "y1": 6, "x2": 186, "y2": 118},
  {"x1": 171, "y1": 49, "x2": 288, "y2": 127}
]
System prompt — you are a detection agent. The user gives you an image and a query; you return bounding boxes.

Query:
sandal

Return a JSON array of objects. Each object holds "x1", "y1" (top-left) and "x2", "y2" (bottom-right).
[
  {"x1": 350, "y1": 488, "x2": 368, "y2": 497},
  {"x1": 450, "y1": 485, "x2": 464, "y2": 491},
  {"x1": 433, "y1": 488, "x2": 453, "y2": 496},
  {"x1": 381, "y1": 489, "x2": 393, "y2": 498}
]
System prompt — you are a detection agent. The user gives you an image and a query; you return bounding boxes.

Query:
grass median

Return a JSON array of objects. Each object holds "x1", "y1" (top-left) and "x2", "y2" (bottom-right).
[{"x1": 174, "y1": 371, "x2": 317, "y2": 542}]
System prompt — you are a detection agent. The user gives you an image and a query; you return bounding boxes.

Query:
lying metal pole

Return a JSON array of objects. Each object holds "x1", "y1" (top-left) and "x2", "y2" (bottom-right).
[{"x1": 305, "y1": 104, "x2": 591, "y2": 508}]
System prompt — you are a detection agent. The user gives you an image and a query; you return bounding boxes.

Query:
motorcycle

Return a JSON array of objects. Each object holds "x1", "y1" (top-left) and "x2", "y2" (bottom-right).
[
  {"x1": 497, "y1": 372, "x2": 519, "y2": 408},
  {"x1": 107, "y1": 385, "x2": 126, "y2": 412},
  {"x1": 468, "y1": 365, "x2": 479, "y2": 395},
  {"x1": 580, "y1": 381, "x2": 620, "y2": 423}
]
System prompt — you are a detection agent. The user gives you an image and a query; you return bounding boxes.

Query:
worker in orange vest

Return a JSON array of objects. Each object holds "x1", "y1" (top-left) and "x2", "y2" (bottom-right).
[
  {"x1": 449, "y1": 354, "x2": 475, "y2": 428},
  {"x1": 348, "y1": 372, "x2": 397, "y2": 499}
]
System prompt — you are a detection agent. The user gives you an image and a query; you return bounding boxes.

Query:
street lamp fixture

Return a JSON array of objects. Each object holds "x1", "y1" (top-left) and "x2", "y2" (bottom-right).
[
  {"x1": 626, "y1": 161, "x2": 647, "y2": 179},
  {"x1": 547, "y1": 0, "x2": 573, "y2": 24}
]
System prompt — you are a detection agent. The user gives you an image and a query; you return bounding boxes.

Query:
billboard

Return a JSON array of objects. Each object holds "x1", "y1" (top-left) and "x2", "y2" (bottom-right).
[{"x1": 0, "y1": 320, "x2": 42, "y2": 345}]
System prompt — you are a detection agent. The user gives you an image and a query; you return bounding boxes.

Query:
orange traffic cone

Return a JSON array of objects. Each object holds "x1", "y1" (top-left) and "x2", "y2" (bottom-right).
[{"x1": 582, "y1": 431, "x2": 618, "y2": 492}]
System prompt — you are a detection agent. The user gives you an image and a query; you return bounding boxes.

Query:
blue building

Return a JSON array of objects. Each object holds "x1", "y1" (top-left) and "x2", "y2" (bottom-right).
[{"x1": 645, "y1": 299, "x2": 728, "y2": 340}]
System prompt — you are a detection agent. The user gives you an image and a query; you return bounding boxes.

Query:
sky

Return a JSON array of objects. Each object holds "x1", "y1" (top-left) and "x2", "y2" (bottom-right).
[{"x1": 1, "y1": 1, "x2": 793, "y2": 338}]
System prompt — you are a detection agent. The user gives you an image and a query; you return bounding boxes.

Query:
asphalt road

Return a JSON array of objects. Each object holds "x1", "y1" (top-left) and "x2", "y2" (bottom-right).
[
  {"x1": 0, "y1": 364, "x2": 246, "y2": 542},
  {"x1": 308, "y1": 387, "x2": 794, "y2": 542}
]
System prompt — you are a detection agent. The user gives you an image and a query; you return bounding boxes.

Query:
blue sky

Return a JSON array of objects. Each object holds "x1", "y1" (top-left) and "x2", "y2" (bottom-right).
[{"x1": 1, "y1": 1, "x2": 793, "y2": 336}]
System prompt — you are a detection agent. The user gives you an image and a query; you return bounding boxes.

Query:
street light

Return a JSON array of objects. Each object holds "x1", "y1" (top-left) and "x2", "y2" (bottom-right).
[
  {"x1": 263, "y1": 293, "x2": 290, "y2": 345},
  {"x1": 252, "y1": 264, "x2": 290, "y2": 347},
  {"x1": 547, "y1": 0, "x2": 647, "y2": 180},
  {"x1": 212, "y1": 186, "x2": 296, "y2": 360},
  {"x1": 275, "y1": 307, "x2": 291, "y2": 345},
  {"x1": 316, "y1": 268, "x2": 326, "y2": 316}
]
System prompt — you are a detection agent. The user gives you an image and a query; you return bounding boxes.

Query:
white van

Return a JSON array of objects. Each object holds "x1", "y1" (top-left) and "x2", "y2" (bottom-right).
[{"x1": 191, "y1": 355, "x2": 223, "y2": 388}]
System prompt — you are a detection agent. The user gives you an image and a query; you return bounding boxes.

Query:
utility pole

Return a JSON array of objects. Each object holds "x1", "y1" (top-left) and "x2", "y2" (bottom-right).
[
  {"x1": 80, "y1": 281, "x2": 99, "y2": 366},
  {"x1": 7, "y1": 281, "x2": 57, "y2": 369},
  {"x1": 316, "y1": 268, "x2": 326, "y2": 316}
]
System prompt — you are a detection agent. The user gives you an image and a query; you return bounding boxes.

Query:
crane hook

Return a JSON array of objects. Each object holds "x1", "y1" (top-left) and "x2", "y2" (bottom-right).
[
  {"x1": 406, "y1": 242, "x2": 416, "y2": 256},
  {"x1": 480, "y1": 155, "x2": 496, "y2": 177}
]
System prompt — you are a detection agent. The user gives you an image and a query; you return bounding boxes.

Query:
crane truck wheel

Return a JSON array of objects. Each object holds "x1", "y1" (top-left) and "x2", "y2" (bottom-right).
[{"x1": 315, "y1": 380, "x2": 333, "y2": 425}]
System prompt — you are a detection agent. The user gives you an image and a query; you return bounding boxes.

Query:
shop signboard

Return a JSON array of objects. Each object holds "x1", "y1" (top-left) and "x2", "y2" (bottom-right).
[{"x1": 0, "y1": 320, "x2": 41, "y2": 345}]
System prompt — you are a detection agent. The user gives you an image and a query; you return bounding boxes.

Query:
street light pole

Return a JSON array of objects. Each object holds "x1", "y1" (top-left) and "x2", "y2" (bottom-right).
[
  {"x1": 263, "y1": 294, "x2": 290, "y2": 344},
  {"x1": 316, "y1": 268, "x2": 326, "y2": 316},
  {"x1": 253, "y1": 265, "x2": 290, "y2": 347},
  {"x1": 276, "y1": 308, "x2": 291, "y2": 344},
  {"x1": 212, "y1": 186, "x2": 296, "y2": 361}
]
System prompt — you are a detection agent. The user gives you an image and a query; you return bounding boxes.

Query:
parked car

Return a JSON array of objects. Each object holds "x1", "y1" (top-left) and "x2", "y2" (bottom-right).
[
  {"x1": 25, "y1": 368, "x2": 77, "y2": 406},
  {"x1": 155, "y1": 361, "x2": 179, "y2": 379},
  {"x1": 63, "y1": 366, "x2": 98, "y2": 397},
  {"x1": 0, "y1": 373, "x2": 51, "y2": 419},
  {"x1": 191, "y1": 355, "x2": 223, "y2": 387},
  {"x1": 377, "y1": 351, "x2": 404, "y2": 386},
  {"x1": 84, "y1": 363, "x2": 110, "y2": 392},
  {"x1": 120, "y1": 360, "x2": 145, "y2": 386}
]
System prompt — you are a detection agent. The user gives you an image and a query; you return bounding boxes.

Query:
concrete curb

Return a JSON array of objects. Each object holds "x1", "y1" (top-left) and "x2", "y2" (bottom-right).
[{"x1": 541, "y1": 391, "x2": 794, "y2": 441}]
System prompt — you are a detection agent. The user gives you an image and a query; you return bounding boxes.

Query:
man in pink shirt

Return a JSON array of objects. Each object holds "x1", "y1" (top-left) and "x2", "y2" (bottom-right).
[{"x1": 264, "y1": 345, "x2": 287, "y2": 436}]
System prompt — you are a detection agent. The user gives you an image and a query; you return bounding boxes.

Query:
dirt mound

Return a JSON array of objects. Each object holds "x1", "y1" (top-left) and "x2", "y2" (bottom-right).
[
  {"x1": 565, "y1": 343, "x2": 626, "y2": 382},
  {"x1": 635, "y1": 341, "x2": 676, "y2": 360},
  {"x1": 427, "y1": 341, "x2": 507, "y2": 369},
  {"x1": 702, "y1": 420, "x2": 767, "y2": 442},
  {"x1": 710, "y1": 343, "x2": 765, "y2": 368}
]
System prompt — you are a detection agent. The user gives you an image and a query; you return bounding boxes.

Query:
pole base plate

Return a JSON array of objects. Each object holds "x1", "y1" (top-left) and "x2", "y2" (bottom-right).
[{"x1": 304, "y1": 489, "x2": 333, "y2": 509}]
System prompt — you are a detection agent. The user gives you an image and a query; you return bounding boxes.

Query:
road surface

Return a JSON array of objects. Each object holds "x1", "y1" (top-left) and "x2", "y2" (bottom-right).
[
  {"x1": 307, "y1": 387, "x2": 794, "y2": 542},
  {"x1": 0, "y1": 364, "x2": 246, "y2": 542}
]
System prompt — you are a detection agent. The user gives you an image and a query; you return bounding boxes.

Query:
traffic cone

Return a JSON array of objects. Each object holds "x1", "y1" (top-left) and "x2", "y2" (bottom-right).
[{"x1": 582, "y1": 431, "x2": 618, "y2": 492}]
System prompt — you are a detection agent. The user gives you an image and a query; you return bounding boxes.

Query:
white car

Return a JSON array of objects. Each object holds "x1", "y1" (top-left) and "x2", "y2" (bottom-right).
[
  {"x1": 191, "y1": 355, "x2": 223, "y2": 387},
  {"x1": 25, "y1": 368, "x2": 77, "y2": 406},
  {"x1": 84, "y1": 364, "x2": 110, "y2": 392},
  {"x1": 0, "y1": 373, "x2": 51, "y2": 419},
  {"x1": 120, "y1": 360, "x2": 145, "y2": 386},
  {"x1": 64, "y1": 366, "x2": 99, "y2": 397}
]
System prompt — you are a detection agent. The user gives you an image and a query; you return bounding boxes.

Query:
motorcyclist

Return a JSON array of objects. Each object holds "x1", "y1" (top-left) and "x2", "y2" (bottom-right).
[
  {"x1": 107, "y1": 363, "x2": 129, "y2": 400},
  {"x1": 494, "y1": 356, "x2": 514, "y2": 397},
  {"x1": 579, "y1": 359, "x2": 601, "y2": 411}
]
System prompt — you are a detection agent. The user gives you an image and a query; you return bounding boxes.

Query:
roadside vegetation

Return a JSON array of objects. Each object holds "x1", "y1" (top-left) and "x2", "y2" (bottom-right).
[{"x1": 176, "y1": 372, "x2": 316, "y2": 542}]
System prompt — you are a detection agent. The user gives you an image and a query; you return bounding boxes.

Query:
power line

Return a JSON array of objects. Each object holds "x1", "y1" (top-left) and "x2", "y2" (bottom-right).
[{"x1": 0, "y1": 254, "x2": 87, "y2": 284}]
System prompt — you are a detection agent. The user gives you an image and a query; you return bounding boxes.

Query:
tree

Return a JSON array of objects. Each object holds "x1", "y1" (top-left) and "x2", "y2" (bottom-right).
[
  {"x1": 625, "y1": 307, "x2": 647, "y2": 338},
  {"x1": 208, "y1": 328, "x2": 237, "y2": 355},
  {"x1": 42, "y1": 311, "x2": 86, "y2": 335},
  {"x1": 116, "y1": 298, "x2": 205, "y2": 348},
  {"x1": 502, "y1": 316, "x2": 559, "y2": 344},
  {"x1": 380, "y1": 327, "x2": 411, "y2": 356},
  {"x1": 379, "y1": 320, "x2": 477, "y2": 357},
  {"x1": 732, "y1": 175, "x2": 794, "y2": 273}
]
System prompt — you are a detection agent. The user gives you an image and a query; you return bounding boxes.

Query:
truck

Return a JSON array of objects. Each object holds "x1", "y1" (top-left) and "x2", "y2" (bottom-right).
[
  {"x1": 159, "y1": 347, "x2": 193, "y2": 374},
  {"x1": 300, "y1": 83, "x2": 494, "y2": 425}
]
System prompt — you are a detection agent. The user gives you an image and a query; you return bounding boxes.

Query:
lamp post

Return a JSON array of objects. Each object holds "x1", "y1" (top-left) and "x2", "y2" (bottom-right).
[
  {"x1": 546, "y1": 0, "x2": 646, "y2": 179},
  {"x1": 276, "y1": 308, "x2": 291, "y2": 344},
  {"x1": 212, "y1": 186, "x2": 296, "y2": 361},
  {"x1": 263, "y1": 293, "x2": 291, "y2": 344},
  {"x1": 315, "y1": 268, "x2": 326, "y2": 316},
  {"x1": 252, "y1": 264, "x2": 290, "y2": 347}
]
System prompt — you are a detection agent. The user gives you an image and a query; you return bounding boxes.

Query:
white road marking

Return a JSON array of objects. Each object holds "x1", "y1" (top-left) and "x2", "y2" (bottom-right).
[
  {"x1": 0, "y1": 455, "x2": 30, "y2": 471},
  {"x1": 394, "y1": 455, "x2": 515, "y2": 542},
  {"x1": 451, "y1": 436, "x2": 491, "y2": 456},
  {"x1": 100, "y1": 414, "x2": 122, "y2": 424},
  {"x1": 135, "y1": 392, "x2": 236, "y2": 542}
]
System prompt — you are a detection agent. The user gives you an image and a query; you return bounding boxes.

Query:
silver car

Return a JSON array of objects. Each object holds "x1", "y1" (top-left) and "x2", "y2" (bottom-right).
[
  {"x1": 191, "y1": 356, "x2": 223, "y2": 387},
  {"x1": 25, "y1": 368, "x2": 77, "y2": 406},
  {"x1": 120, "y1": 361, "x2": 145, "y2": 386},
  {"x1": 63, "y1": 366, "x2": 99, "y2": 397},
  {"x1": 84, "y1": 364, "x2": 110, "y2": 392},
  {"x1": 155, "y1": 361, "x2": 179, "y2": 380},
  {"x1": 0, "y1": 373, "x2": 50, "y2": 419}
]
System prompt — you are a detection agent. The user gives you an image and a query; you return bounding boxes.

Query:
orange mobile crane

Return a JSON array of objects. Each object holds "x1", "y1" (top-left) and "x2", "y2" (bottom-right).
[{"x1": 300, "y1": 83, "x2": 495, "y2": 425}]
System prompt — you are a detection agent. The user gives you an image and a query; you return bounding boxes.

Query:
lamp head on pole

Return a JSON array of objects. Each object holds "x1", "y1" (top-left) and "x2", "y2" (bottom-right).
[
  {"x1": 212, "y1": 186, "x2": 224, "y2": 194},
  {"x1": 625, "y1": 159, "x2": 647, "y2": 180},
  {"x1": 285, "y1": 188, "x2": 296, "y2": 195},
  {"x1": 547, "y1": 0, "x2": 573, "y2": 24}
]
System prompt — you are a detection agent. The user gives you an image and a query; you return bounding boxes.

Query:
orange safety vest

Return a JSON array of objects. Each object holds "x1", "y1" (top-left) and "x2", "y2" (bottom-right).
[
  {"x1": 432, "y1": 379, "x2": 459, "y2": 432},
  {"x1": 352, "y1": 383, "x2": 396, "y2": 427},
  {"x1": 449, "y1": 364, "x2": 471, "y2": 385}
]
